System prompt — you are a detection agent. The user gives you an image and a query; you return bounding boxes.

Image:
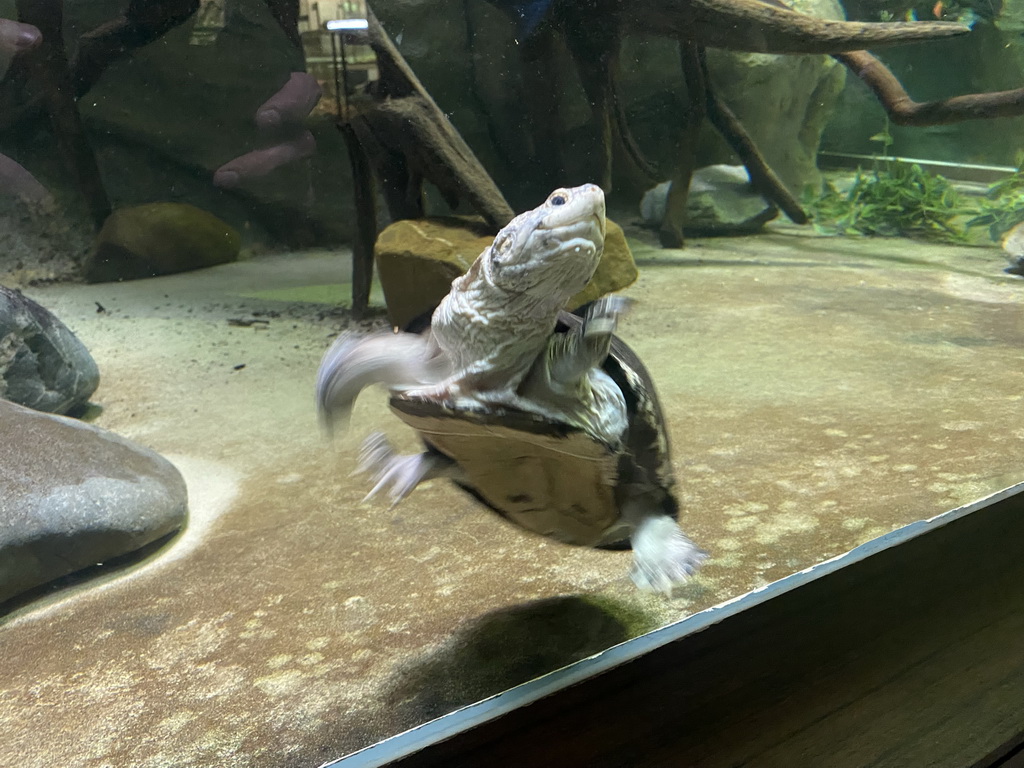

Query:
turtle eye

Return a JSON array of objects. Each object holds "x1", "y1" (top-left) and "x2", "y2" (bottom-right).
[{"x1": 550, "y1": 193, "x2": 567, "y2": 206}]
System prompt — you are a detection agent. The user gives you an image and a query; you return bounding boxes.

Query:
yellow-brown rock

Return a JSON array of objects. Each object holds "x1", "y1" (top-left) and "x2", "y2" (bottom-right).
[
  {"x1": 374, "y1": 216, "x2": 637, "y2": 329},
  {"x1": 85, "y1": 203, "x2": 241, "y2": 283}
]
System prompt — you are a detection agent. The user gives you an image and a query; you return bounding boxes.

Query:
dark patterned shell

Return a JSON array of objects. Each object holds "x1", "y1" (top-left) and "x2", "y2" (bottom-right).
[{"x1": 389, "y1": 311, "x2": 678, "y2": 548}]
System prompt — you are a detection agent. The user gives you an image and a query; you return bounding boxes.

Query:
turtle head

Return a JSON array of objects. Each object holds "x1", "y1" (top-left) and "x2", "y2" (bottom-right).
[{"x1": 482, "y1": 184, "x2": 606, "y2": 301}]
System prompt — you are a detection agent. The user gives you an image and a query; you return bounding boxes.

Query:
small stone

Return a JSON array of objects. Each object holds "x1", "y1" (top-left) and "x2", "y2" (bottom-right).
[
  {"x1": 640, "y1": 165, "x2": 779, "y2": 235},
  {"x1": 84, "y1": 203, "x2": 241, "y2": 283},
  {"x1": 0, "y1": 399, "x2": 188, "y2": 606},
  {"x1": 375, "y1": 216, "x2": 638, "y2": 329},
  {"x1": 0, "y1": 285, "x2": 99, "y2": 414}
]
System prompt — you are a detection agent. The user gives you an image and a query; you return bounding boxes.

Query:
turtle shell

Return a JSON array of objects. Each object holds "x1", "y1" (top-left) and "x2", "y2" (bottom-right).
[{"x1": 390, "y1": 311, "x2": 679, "y2": 549}]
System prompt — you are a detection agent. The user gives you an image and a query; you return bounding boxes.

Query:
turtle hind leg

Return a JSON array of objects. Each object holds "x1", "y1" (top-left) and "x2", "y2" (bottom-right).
[
  {"x1": 357, "y1": 432, "x2": 460, "y2": 508},
  {"x1": 627, "y1": 513, "x2": 708, "y2": 595}
]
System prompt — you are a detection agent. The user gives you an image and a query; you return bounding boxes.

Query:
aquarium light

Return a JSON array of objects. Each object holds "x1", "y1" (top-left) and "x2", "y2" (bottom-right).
[{"x1": 325, "y1": 18, "x2": 369, "y2": 32}]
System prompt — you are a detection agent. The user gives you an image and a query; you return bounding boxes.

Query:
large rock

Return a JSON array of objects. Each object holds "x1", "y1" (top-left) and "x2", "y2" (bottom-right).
[
  {"x1": 84, "y1": 203, "x2": 241, "y2": 283},
  {"x1": 0, "y1": 399, "x2": 187, "y2": 606},
  {"x1": 640, "y1": 165, "x2": 779, "y2": 234},
  {"x1": 0, "y1": 285, "x2": 99, "y2": 414},
  {"x1": 374, "y1": 216, "x2": 638, "y2": 329}
]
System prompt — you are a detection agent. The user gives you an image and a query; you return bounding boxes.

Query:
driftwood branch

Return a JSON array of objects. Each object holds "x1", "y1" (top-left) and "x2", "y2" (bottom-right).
[
  {"x1": 17, "y1": 0, "x2": 111, "y2": 228},
  {"x1": 628, "y1": 0, "x2": 969, "y2": 54},
  {"x1": 262, "y1": 0, "x2": 302, "y2": 50},
  {"x1": 358, "y1": 8, "x2": 514, "y2": 230},
  {"x1": 834, "y1": 50, "x2": 1024, "y2": 125},
  {"x1": 72, "y1": 0, "x2": 200, "y2": 96},
  {"x1": 660, "y1": 40, "x2": 707, "y2": 248},
  {"x1": 0, "y1": 0, "x2": 198, "y2": 133},
  {"x1": 335, "y1": 6, "x2": 513, "y2": 315}
]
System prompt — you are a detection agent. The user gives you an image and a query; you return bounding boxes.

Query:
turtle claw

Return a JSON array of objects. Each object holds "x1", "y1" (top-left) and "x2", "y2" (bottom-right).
[
  {"x1": 628, "y1": 515, "x2": 708, "y2": 596},
  {"x1": 357, "y1": 432, "x2": 449, "y2": 508},
  {"x1": 583, "y1": 294, "x2": 634, "y2": 337}
]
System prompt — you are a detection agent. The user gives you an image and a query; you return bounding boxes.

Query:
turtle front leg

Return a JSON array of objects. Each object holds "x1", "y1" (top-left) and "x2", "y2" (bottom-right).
[
  {"x1": 547, "y1": 295, "x2": 634, "y2": 387},
  {"x1": 357, "y1": 432, "x2": 460, "y2": 507},
  {"x1": 624, "y1": 504, "x2": 708, "y2": 595},
  {"x1": 316, "y1": 331, "x2": 449, "y2": 435}
]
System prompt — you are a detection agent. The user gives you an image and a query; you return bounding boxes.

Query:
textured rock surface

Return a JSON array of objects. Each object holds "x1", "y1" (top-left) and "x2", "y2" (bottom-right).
[
  {"x1": 375, "y1": 216, "x2": 638, "y2": 329},
  {"x1": 84, "y1": 203, "x2": 241, "y2": 283},
  {"x1": 0, "y1": 399, "x2": 187, "y2": 605},
  {"x1": 640, "y1": 166, "x2": 780, "y2": 234},
  {"x1": 0, "y1": 285, "x2": 99, "y2": 413}
]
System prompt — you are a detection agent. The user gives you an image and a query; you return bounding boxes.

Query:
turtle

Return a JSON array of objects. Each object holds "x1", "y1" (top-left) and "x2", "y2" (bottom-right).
[{"x1": 315, "y1": 184, "x2": 707, "y2": 593}]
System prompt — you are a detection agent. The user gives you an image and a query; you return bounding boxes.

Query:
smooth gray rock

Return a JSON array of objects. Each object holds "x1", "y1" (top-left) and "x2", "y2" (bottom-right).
[
  {"x1": 0, "y1": 285, "x2": 100, "y2": 414},
  {"x1": 640, "y1": 165, "x2": 779, "y2": 235},
  {"x1": 0, "y1": 399, "x2": 188, "y2": 606}
]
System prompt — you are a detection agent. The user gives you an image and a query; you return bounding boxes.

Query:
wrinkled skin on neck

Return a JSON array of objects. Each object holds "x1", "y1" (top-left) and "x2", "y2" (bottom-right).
[{"x1": 429, "y1": 184, "x2": 606, "y2": 397}]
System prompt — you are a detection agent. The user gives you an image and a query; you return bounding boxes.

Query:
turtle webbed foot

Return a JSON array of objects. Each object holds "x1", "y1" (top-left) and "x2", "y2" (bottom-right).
[
  {"x1": 628, "y1": 515, "x2": 708, "y2": 595},
  {"x1": 357, "y1": 432, "x2": 457, "y2": 508}
]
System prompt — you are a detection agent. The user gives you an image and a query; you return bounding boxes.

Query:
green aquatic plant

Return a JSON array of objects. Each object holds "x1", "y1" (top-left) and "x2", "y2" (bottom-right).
[
  {"x1": 965, "y1": 160, "x2": 1024, "y2": 242},
  {"x1": 804, "y1": 162, "x2": 969, "y2": 242}
]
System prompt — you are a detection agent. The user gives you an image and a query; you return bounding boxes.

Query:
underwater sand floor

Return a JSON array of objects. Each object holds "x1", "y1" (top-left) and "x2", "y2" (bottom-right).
[{"x1": 2, "y1": 224, "x2": 1023, "y2": 767}]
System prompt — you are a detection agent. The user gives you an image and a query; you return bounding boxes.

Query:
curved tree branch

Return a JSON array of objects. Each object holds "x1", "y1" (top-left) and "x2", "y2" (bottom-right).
[
  {"x1": 627, "y1": 0, "x2": 969, "y2": 54},
  {"x1": 834, "y1": 50, "x2": 1024, "y2": 125}
]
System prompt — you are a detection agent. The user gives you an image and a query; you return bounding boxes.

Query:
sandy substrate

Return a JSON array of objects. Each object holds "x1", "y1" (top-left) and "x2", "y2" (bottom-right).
[{"x1": 1, "y1": 225, "x2": 1022, "y2": 768}]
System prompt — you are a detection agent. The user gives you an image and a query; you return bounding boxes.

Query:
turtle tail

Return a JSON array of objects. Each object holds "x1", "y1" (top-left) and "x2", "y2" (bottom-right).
[{"x1": 315, "y1": 331, "x2": 448, "y2": 436}]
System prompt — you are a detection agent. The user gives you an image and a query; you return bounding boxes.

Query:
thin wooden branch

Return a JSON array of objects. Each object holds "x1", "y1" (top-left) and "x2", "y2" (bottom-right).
[
  {"x1": 357, "y1": 7, "x2": 515, "y2": 231},
  {"x1": 834, "y1": 50, "x2": 1024, "y2": 126},
  {"x1": 339, "y1": 123, "x2": 377, "y2": 320},
  {"x1": 262, "y1": 0, "x2": 302, "y2": 50},
  {"x1": 630, "y1": 0, "x2": 969, "y2": 54},
  {"x1": 72, "y1": 0, "x2": 200, "y2": 97},
  {"x1": 0, "y1": 0, "x2": 198, "y2": 133},
  {"x1": 699, "y1": 51, "x2": 806, "y2": 224},
  {"x1": 17, "y1": 0, "x2": 111, "y2": 228},
  {"x1": 660, "y1": 40, "x2": 708, "y2": 248}
]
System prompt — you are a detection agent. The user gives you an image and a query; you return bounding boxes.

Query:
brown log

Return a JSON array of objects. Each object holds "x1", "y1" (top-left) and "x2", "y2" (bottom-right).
[
  {"x1": 17, "y1": 0, "x2": 111, "y2": 229},
  {"x1": 660, "y1": 40, "x2": 707, "y2": 248},
  {"x1": 72, "y1": 0, "x2": 200, "y2": 97},
  {"x1": 262, "y1": 0, "x2": 302, "y2": 50},
  {"x1": 835, "y1": 50, "x2": 1024, "y2": 125},
  {"x1": 628, "y1": 0, "x2": 969, "y2": 54},
  {"x1": 357, "y1": 8, "x2": 515, "y2": 231},
  {"x1": 339, "y1": 123, "x2": 377, "y2": 320},
  {"x1": 699, "y1": 48, "x2": 807, "y2": 224},
  {"x1": 0, "y1": 0, "x2": 198, "y2": 134}
]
